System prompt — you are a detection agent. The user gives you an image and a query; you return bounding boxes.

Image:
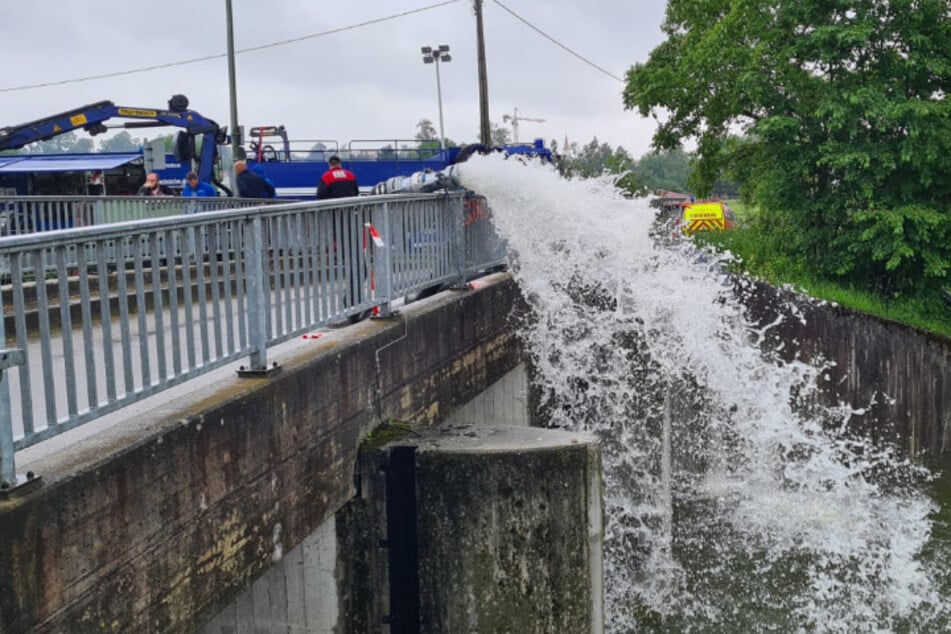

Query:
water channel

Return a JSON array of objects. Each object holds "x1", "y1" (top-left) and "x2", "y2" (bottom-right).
[{"x1": 459, "y1": 155, "x2": 951, "y2": 633}]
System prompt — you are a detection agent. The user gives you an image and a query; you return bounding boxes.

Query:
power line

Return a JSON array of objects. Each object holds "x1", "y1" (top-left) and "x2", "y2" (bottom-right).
[
  {"x1": 0, "y1": 0, "x2": 460, "y2": 94},
  {"x1": 491, "y1": 0, "x2": 624, "y2": 83}
]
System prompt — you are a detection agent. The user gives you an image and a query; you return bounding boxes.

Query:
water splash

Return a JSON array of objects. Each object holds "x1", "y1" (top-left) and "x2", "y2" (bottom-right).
[{"x1": 457, "y1": 154, "x2": 948, "y2": 632}]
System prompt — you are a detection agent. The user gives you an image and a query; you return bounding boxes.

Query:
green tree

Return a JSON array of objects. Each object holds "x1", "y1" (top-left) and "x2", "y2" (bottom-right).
[
  {"x1": 415, "y1": 119, "x2": 437, "y2": 141},
  {"x1": 572, "y1": 137, "x2": 616, "y2": 178},
  {"x1": 99, "y1": 131, "x2": 139, "y2": 152},
  {"x1": 624, "y1": 0, "x2": 951, "y2": 296},
  {"x1": 489, "y1": 121, "x2": 511, "y2": 146},
  {"x1": 147, "y1": 134, "x2": 176, "y2": 153},
  {"x1": 606, "y1": 146, "x2": 645, "y2": 197},
  {"x1": 555, "y1": 136, "x2": 645, "y2": 196},
  {"x1": 558, "y1": 137, "x2": 611, "y2": 175},
  {"x1": 27, "y1": 131, "x2": 90, "y2": 154},
  {"x1": 635, "y1": 148, "x2": 692, "y2": 194}
]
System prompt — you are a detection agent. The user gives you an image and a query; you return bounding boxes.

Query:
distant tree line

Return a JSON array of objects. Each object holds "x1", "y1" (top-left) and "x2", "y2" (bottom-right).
[
  {"x1": 7, "y1": 130, "x2": 176, "y2": 155},
  {"x1": 410, "y1": 117, "x2": 698, "y2": 196},
  {"x1": 551, "y1": 137, "x2": 697, "y2": 197}
]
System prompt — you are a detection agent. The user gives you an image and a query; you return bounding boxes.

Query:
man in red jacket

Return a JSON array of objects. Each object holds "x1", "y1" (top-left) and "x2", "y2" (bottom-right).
[{"x1": 316, "y1": 155, "x2": 359, "y2": 199}]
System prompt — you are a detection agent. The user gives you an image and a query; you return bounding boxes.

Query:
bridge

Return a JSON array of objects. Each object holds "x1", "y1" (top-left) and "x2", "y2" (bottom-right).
[
  {"x1": 5, "y1": 191, "x2": 946, "y2": 632},
  {"x1": 0, "y1": 191, "x2": 503, "y2": 485},
  {"x1": 0, "y1": 194, "x2": 604, "y2": 633}
]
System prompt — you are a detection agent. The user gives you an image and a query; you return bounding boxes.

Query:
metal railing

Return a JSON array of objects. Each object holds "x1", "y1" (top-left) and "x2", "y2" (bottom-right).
[
  {"x1": 0, "y1": 191, "x2": 505, "y2": 487},
  {"x1": 0, "y1": 195, "x2": 284, "y2": 236}
]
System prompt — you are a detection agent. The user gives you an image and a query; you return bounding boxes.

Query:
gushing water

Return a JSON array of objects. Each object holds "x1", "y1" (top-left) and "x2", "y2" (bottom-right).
[{"x1": 457, "y1": 154, "x2": 949, "y2": 632}]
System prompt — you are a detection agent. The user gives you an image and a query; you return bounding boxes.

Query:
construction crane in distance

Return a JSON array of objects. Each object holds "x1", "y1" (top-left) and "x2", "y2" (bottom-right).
[{"x1": 502, "y1": 107, "x2": 545, "y2": 144}]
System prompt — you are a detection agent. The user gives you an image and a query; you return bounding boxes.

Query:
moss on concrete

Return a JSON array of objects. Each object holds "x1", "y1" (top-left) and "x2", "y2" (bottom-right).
[{"x1": 362, "y1": 420, "x2": 417, "y2": 450}]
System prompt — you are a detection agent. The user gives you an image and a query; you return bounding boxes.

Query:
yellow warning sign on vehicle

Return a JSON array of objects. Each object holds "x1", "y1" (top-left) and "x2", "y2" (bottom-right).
[
  {"x1": 117, "y1": 108, "x2": 157, "y2": 118},
  {"x1": 681, "y1": 202, "x2": 731, "y2": 236}
]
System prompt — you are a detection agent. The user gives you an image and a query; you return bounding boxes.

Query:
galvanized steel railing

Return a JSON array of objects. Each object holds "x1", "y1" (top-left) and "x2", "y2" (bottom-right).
[
  {"x1": 0, "y1": 195, "x2": 284, "y2": 236},
  {"x1": 0, "y1": 191, "x2": 505, "y2": 489}
]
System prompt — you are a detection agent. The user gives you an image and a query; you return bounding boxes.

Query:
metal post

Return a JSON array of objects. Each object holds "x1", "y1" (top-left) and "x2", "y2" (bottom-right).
[
  {"x1": 422, "y1": 45, "x2": 451, "y2": 150},
  {"x1": 93, "y1": 198, "x2": 105, "y2": 226},
  {"x1": 0, "y1": 381, "x2": 15, "y2": 489},
  {"x1": 435, "y1": 59, "x2": 446, "y2": 150},
  {"x1": 0, "y1": 348, "x2": 27, "y2": 491},
  {"x1": 226, "y1": 0, "x2": 244, "y2": 191},
  {"x1": 377, "y1": 202, "x2": 394, "y2": 317},
  {"x1": 238, "y1": 215, "x2": 278, "y2": 377},
  {"x1": 451, "y1": 194, "x2": 467, "y2": 287}
]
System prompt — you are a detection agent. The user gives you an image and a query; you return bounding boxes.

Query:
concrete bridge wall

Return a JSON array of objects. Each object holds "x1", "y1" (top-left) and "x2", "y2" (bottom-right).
[
  {"x1": 196, "y1": 365, "x2": 530, "y2": 634},
  {"x1": 0, "y1": 272, "x2": 526, "y2": 633}
]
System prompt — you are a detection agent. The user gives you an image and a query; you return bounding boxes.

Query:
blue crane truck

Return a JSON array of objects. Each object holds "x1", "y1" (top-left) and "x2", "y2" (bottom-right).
[{"x1": 0, "y1": 96, "x2": 552, "y2": 198}]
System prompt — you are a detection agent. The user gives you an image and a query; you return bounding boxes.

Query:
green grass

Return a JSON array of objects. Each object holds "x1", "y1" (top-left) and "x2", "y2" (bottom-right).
[
  {"x1": 725, "y1": 199, "x2": 755, "y2": 221},
  {"x1": 696, "y1": 216, "x2": 951, "y2": 339}
]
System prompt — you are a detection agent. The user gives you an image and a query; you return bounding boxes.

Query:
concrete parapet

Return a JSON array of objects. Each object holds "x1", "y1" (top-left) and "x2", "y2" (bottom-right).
[
  {"x1": 0, "y1": 273, "x2": 525, "y2": 633},
  {"x1": 338, "y1": 424, "x2": 604, "y2": 634}
]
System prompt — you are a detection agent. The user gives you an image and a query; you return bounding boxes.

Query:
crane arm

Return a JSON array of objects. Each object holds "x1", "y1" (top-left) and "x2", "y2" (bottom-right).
[{"x1": 0, "y1": 96, "x2": 224, "y2": 183}]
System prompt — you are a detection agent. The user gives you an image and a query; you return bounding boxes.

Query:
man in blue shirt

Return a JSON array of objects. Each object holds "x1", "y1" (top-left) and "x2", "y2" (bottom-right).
[
  {"x1": 181, "y1": 172, "x2": 218, "y2": 198},
  {"x1": 181, "y1": 171, "x2": 217, "y2": 214}
]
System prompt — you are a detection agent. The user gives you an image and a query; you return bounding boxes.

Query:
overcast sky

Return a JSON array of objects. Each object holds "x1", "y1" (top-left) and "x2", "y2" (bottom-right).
[{"x1": 2, "y1": 0, "x2": 669, "y2": 157}]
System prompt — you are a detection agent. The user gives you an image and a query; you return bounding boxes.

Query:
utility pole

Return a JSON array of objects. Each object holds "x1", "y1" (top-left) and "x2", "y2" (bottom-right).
[
  {"x1": 225, "y1": 0, "x2": 244, "y2": 175},
  {"x1": 474, "y1": 0, "x2": 491, "y2": 146}
]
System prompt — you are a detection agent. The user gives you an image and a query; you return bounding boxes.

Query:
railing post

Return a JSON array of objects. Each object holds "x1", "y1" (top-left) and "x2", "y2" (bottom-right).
[
  {"x1": 450, "y1": 193, "x2": 467, "y2": 287},
  {"x1": 375, "y1": 201, "x2": 394, "y2": 318},
  {"x1": 93, "y1": 198, "x2": 105, "y2": 226},
  {"x1": 0, "y1": 348, "x2": 28, "y2": 493},
  {"x1": 238, "y1": 213, "x2": 278, "y2": 377}
]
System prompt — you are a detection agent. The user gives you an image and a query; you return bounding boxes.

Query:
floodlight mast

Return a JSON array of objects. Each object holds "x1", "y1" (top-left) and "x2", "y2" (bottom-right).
[{"x1": 421, "y1": 44, "x2": 452, "y2": 149}]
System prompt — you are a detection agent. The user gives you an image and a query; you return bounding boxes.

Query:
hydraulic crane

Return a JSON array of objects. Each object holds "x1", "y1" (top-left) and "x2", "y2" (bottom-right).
[{"x1": 0, "y1": 94, "x2": 227, "y2": 186}]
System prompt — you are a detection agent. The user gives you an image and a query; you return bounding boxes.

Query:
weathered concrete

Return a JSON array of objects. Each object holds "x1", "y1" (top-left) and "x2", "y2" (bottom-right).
[
  {"x1": 198, "y1": 365, "x2": 531, "y2": 634},
  {"x1": 443, "y1": 364, "x2": 529, "y2": 427},
  {"x1": 741, "y1": 280, "x2": 951, "y2": 456},
  {"x1": 0, "y1": 272, "x2": 526, "y2": 634},
  {"x1": 197, "y1": 515, "x2": 339, "y2": 634},
  {"x1": 337, "y1": 424, "x2": 604, "y2": 634}
]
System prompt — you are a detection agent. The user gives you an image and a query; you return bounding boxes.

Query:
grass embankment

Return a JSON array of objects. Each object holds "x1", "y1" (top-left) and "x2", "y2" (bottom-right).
[{"x1": 696, "y1": 200, "x2": 951, "y2": 339}]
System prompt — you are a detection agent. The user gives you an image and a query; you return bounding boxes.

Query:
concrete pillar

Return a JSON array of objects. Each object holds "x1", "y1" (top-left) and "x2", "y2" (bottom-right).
[{"x1": 338, "y1": 424, "x2": 603, "y2": 634}]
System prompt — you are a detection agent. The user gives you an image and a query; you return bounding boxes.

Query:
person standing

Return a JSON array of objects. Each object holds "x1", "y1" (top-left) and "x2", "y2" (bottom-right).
[
  {"x1": 316, "y1": 157, "x2": 365, "y2": 323},
  {"x1": 137, "y1": 172, "x2": 172, "y2": 196},
  {"x1": 181, "y1": 172, "x2": 217, "y2": 198},
  {"x1": 316, "y1": 155, "x2": 359, "y2": 199},
  {"x1": 181, "y1": 171, "x2": 218, "y2": 215},
  {"x1": 235, "y1": 160, "x2": 276, "y2": 199}
]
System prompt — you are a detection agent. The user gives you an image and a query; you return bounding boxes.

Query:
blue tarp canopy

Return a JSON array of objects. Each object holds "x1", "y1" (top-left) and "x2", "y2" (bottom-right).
[{"x1": 0, "y1": 153, "x2": 140, "y2": 173}]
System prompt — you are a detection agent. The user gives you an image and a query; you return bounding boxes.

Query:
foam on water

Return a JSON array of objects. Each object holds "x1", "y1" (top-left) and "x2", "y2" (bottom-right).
[{"x1": 457, "y1": 154, "x2": 949, "y2": 632}]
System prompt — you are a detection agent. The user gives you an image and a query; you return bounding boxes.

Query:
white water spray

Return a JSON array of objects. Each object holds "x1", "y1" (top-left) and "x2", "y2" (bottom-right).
[{"x1": 457, "y1": 154, "x2": 948, "y2": 632}]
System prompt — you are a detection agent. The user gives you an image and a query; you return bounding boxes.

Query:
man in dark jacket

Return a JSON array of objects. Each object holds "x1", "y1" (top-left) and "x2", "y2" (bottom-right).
[
  {"x1": 316, "y1": 156, "x2": 359, "y2": 199},
  {"x1": 235, "y1": 160, "x2": 276, "y2": 199},
  {"x1": 137, "y1": 172, "x2": 172, "y2": 196}
]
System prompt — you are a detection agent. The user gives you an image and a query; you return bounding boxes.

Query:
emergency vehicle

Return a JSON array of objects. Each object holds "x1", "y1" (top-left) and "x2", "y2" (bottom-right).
[{"x1": 678, "y1": 201, "x2": 737, "y2": 236}]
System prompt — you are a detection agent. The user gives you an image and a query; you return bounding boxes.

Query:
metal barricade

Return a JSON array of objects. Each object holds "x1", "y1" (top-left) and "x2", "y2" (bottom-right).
[
  {"x1": 0, "y1": 191, "x2": 506, "y2": 488},
  {"x1": 0, "y1": 195, "x2": 283, "y2": 237}
]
